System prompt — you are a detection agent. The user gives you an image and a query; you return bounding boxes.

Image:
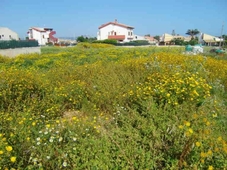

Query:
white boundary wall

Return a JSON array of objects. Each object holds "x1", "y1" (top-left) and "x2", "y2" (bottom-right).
[{"x1": 0, "y1": 47, "x2": 41, "y2": 58}]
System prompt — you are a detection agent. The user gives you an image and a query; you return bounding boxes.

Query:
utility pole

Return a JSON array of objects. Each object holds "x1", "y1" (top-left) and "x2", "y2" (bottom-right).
[{"x1": 219, "y1": 22, "x2": 224, "y2": 47}]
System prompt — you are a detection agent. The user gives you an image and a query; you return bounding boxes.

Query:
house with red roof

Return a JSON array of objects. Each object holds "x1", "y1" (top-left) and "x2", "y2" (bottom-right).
[
  {"x1": 97, "y1": 19, "x2": 134, "y2": 43},
  {"x1": 27, "y1": 27, "x2": 58, "y2": 45}
]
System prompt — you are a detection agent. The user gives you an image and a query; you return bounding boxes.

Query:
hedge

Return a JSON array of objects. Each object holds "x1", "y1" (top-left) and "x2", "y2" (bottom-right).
[
  {"x1": 93, "y1": 39, "x2": 117, "y2": 45},
  {"x1": 116, "y1": 40, "x2": 150, "y2": 46},
  {"x1": 0, "y1": 40, "x2": 39, "y2": 49},
  {"x1": 93, "y1": 39, "x2": 150, "y2": 46}
]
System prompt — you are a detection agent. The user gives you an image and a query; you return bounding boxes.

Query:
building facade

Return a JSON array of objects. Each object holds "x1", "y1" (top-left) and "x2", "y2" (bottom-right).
[
  {"x1": 27, "y1": 27, "x2": 58, "y2": 45},
  {"x1": 97, "y1": 20, "x2": 134, "y2": 43},
  {"x1": 198, "y1": 33, "x2": 223, "y2": 46},
  {"x1": 0, "y1": 27, "x2": 19, "y2": 40}
]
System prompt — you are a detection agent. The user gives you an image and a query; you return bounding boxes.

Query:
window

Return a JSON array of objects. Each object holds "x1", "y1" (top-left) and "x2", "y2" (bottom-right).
[
  {"x1": 131, "y1": 32, "x2": 133, "y2": 36},
  {"x1": 9, "y1": 35, "x2": 11, "y2": 39},
  {"x1": 128, "y1": 32, "x2": 130, "y2": 36},
  {"x1": 43, "y1": 35, "x2": 45, "y2": 38},
  {"x1": 114, "y1": 32, "x2": 116, "y2": 35},
  {"x1": 0, "y1": 35, "x2": 1, "y2": 39},
  {"x1": 2, "y1": 35, "x2": 4, "y2": 37}
]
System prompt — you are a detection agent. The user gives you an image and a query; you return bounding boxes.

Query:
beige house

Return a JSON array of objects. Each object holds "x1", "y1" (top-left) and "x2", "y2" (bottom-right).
[
  {"x1": 0, "y1": 27, "x2": 19, "y2": 40},
  {"x1": 159, "y1": 33, "x2": 191, "y2": 45},
  {"x1": 199, "y1": 33, "x2": 223, "y2": 46},
  {"x1": 144, "y1": 36, "x2": 158, "y2": 44}
]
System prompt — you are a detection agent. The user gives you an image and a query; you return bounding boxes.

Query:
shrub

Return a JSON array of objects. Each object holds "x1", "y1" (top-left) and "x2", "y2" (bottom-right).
[
  {"x1": 77, "y1": 42, "x2": 114, "y2": 48},
  {"x1": 93, "y1": 39, "x2": 117, "y2": 45},
  {"x1": 116, "y1": 40, "x2": 150, "y2": 46}
]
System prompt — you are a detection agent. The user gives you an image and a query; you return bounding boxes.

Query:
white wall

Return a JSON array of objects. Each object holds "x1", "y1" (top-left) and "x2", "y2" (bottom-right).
[
  {"x1": 133, "y1": 35, "x2": 146, "y2": 41},
  {"x1": 0, "y1": 27, "x2": 19, "y2": 40},
  {"x1": 0, "y1": 47, "x2": 41, "y2": 58},
  {"x1": 97, "y1": 24, "x2": 134, "y2": 42}
]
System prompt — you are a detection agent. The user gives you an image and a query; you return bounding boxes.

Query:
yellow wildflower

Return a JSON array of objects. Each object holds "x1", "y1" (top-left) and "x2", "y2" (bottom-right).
[
  {"x1": 6, "y1": 146, "x2": 13, "y2": 152},
  {"x1": 200, "y1": 152, "x2": 207, "y2": 158},
  {"x1": 196, "y1": 142, "x2": 201, "y2": 147},
  {"x1": 185, "y1": 121, "x2": 191, "y2": 127},
  {"x1": 0, "y1": 150, "x2": 3, "y2": 154},
  {"x1": 192, "y1": 114, "x2": 198, "y2": 119},
  {"x1": 207, "y1": 150, "x2": 213, "y2": 156},
  {"x1": 10, "y1": 156, "x2": 16, "y2": 163},
  {"x1": 188, "y1": 128, "x2": 193, "y2": 134},
  {"x1": 208, "y1": 165, "x2": 214, "y2": 170},
  {"x1": 178, "y1": 125, "x2": 183, "y2": 129},
  {"x1": 217, "y1": 136, "x2": 222, "y2": 142},
  {"x1": 212, "y1": 113, "x2": 217, "y2": 118}
]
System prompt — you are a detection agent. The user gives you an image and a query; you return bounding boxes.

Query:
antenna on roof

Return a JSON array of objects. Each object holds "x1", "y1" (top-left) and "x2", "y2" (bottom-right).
[
  {"x1": 172, "y1": 30, "x2": 176, "y2": 36},
  {"x1": 115, "y1": 19, "x2": 117, "y2": 23}
]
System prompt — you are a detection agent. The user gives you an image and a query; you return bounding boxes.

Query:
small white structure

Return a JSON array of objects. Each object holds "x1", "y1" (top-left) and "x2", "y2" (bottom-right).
[
  {"x1": 0, "y1": 27, "x2": 19, "y2": 40},
  {"x1": 27, "y1": 27, "x2": 58, "y2": 45},
  {"x1": 133, "y1": 35, "x2": 146, "y2": 41},
  {"x1": 97, "y1": 19, "x2": 134, "y2": 43},
  {"x1": 192, "y1": 46, "x2": 203, "y2": 53}
]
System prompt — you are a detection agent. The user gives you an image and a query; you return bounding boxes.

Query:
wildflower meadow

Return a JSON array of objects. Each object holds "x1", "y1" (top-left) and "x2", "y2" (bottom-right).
[{"x1": 0, "y1": 43, "x2": 226, "y2": 169}]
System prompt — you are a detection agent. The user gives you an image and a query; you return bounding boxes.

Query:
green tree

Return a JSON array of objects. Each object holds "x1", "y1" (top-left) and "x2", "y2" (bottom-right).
[
  {"x1": 77, "y1": 36, "x2": 86, "y2": 42},
  {"x1": 170, "y1": 38, "x2": 184, "y2": 45},
  {"x1": 186, "y1": 29, "x2": 200, "y2": 39},
  {"x1": 154, "y1": 35, "x2": 160, "y2": 41}
]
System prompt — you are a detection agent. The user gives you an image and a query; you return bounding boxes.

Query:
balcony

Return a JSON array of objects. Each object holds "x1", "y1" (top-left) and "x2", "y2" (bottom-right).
[{"x1": 108, "y1": 35, "x2": 125, "y2": 40}]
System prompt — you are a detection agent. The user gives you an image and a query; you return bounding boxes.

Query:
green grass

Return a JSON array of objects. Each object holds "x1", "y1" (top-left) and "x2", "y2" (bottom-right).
[{"x1": 0, "y1": 45, "x2": 227, "y2": 169}]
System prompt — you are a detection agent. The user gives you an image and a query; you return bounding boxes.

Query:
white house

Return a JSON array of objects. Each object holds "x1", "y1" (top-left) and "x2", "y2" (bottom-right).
[
  {"x1": 133, "y1": 35, "x2": 147, "y2": 41},
  {"x1": 27, "y1": 27, "x2": 58, "y2": 45},
  {"x1": 97, "y1": 19, "x2": 134, "y2": 43},
  {"x1": 0, "y1": 27, "x2": 19, "y2": 40}
]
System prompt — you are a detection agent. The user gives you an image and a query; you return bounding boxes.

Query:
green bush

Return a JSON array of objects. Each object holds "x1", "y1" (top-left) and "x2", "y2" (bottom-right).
[
  {"x1": 116, "y1": 40, "x2": 150, "y2": 46},
  {"x1": 93, "y1": 39, "x2": 117, "y2": 45}
]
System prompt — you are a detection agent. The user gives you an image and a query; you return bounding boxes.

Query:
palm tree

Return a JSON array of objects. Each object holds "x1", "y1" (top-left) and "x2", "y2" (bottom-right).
[{"x1": 186, "y1": 29, "x2": 200, "y2": 39}]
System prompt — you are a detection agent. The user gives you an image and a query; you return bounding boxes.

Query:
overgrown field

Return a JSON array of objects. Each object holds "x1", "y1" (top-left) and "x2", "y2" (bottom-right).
[{"x1": 0, "y1": 43, "x2": 227, "y2": 169}]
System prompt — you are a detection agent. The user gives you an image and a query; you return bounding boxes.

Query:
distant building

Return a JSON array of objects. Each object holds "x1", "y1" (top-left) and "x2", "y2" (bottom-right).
[
  {"x1": 133, "y1": 35, "x2": 146, "y2": 41},
  {"x1": 27, "y1": 27, "x2": 58, "y2": 45},
  {"x1": 159, "y1": 33, "x2": 191, "y2": 45},
  {"x1": 198, "y1": 33, "x2": 223, "y2": 46},
  {"x1": 97, "y1": 19, "x2": 134, "y2": 43},
  {"x1": 144, "y1": 36, "x2": 158, "y2": 44},
  {"x1": 0, "y1": 27, "x2": 19, "y2": 40}
]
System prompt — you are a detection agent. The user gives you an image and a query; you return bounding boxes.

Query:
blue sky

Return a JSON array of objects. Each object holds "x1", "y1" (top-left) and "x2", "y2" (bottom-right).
[{"x1": 1, "y1": 0, "x2": 227, "y2": 38}]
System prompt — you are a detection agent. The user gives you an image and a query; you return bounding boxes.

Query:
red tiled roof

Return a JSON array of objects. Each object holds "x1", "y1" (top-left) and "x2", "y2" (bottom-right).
[
  {"x1": 30, "y1": 27, "x2": 46, "y2": 32},
  {"x1": 108, "y1": 35, "x2": 125, "y2": 40},
  {"x1": 30, "y1": 27, "x2": 53, "y2": 32},
  {"x1": 99, "y1": 21, "x2": 134, "y2": 29},
  {"x1": 144, "y1": 36, "x2": 155, "y2": 41}
]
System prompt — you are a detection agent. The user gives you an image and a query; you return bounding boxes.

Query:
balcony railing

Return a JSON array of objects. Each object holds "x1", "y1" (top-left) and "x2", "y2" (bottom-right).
[{"x1": 108, "y1": 35, "x2": 125, "y2": 40}]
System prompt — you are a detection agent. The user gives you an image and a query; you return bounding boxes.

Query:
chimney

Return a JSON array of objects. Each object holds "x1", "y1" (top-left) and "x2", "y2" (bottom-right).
[{"x1": 115, "y1": 19, "x2": 117, "y2": 23}]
